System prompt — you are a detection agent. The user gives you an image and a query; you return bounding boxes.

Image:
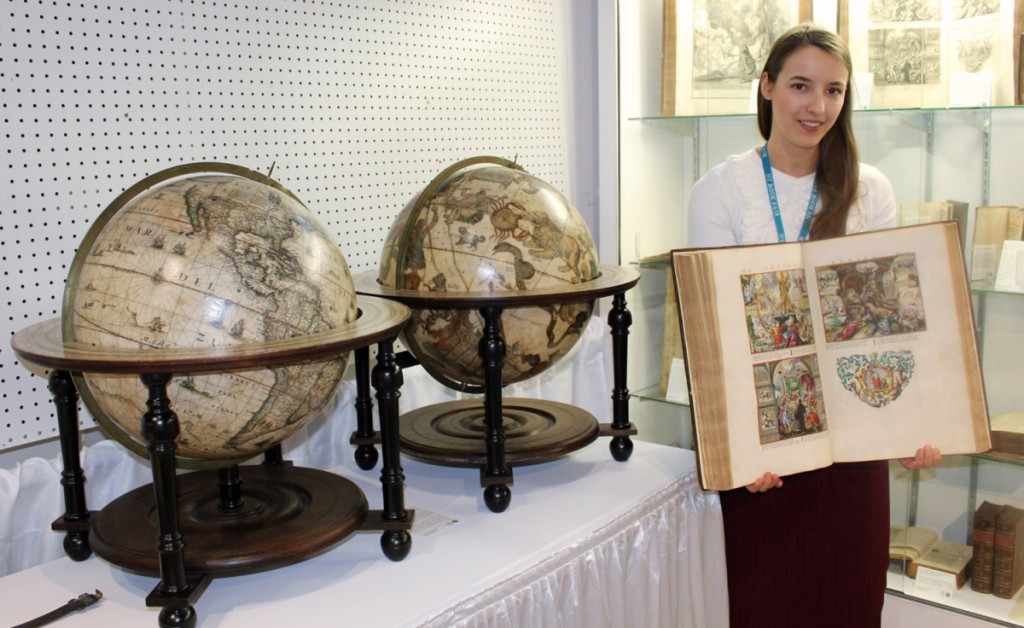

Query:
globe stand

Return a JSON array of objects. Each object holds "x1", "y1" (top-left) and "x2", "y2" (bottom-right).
[
  {"x1": 11, "y1": 297, "x2": 413, "y2": 628},
  {"x1": 354, "y1": 265, "x2": 640, "y2": 513}
]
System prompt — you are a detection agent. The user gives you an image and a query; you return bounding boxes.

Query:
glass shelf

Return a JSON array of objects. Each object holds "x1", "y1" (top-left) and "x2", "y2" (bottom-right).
[
  {"x1": 630, "y1": 383, "x2": 690, "y2": 407},
  {"x1": 627, "y1": 103, "x2": 1024, "y2": 123},
  {"x1": 971, "y1": 280, "x2": 1024, "y2": 298}
]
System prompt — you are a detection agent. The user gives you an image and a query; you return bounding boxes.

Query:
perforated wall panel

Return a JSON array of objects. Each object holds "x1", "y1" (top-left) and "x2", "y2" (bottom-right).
[{"x1": 1, "y1": 0, "x2": 571, "y2": 449}]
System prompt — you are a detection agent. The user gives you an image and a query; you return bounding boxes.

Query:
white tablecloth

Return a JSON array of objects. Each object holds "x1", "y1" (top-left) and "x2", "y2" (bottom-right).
[{"x1": 2, "y1": 440, "x2": 727, "y2": 627}]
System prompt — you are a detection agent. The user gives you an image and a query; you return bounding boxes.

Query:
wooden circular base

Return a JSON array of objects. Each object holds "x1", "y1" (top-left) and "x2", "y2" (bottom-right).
[
  {"x1": 90, "y1": 465, "x2": 368, "y2": 577},
  {"x1": 399, "y1": 397, "x2": 600, "y2": 467}
]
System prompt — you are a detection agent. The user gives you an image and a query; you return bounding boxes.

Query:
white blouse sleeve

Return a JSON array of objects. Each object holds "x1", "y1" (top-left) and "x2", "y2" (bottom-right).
[{"x1": 687, "y1": 162, "x2": 743, "y2": 248}]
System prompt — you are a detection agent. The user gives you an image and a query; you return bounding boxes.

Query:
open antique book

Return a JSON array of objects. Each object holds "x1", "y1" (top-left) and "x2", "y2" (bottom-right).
[
  {"x1": 890, "y1": 525, "x2": 973, "y2": 588},
  {"x1": 672, "y1": 221, "x2": 991, "y2": 491}
]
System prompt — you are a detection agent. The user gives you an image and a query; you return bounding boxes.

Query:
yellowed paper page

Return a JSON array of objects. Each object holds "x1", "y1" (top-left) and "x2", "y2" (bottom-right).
[{"x1": 802, "y1": 222, "x2": 990, "y2": 462}]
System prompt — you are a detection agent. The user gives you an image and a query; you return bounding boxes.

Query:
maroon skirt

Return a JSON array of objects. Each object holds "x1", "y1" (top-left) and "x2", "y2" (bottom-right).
[{"x1": 719, "y1": 460, "x2": 890, "y2": 628}]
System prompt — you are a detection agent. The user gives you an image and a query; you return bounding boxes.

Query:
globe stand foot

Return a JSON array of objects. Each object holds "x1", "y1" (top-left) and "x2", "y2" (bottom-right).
[
  {"x1": 157, "y1": 605, "x2": 197, "y2": 628},
  {"x1": 62, "y1": 530, "x2": 93, "y2": 562},
  {"x1": 599, "y1": 423, "x2": 638, "y2": 463},
  {"x1": 380, "y1": 530, "x2": 412, "y2": 561},
  {"x1": 354, "y1": 444, "x2": 380, "y2": 470},
  {"x1": 483, "y1": 482, "x2": 512, "y2": 513},
  {"x1": 609, "y1": 436, "x2": 634, "y2": 462}
]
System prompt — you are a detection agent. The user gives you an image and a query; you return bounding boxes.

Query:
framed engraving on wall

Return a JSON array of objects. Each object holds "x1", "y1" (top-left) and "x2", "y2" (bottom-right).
[
  {"x1": 662, "y1": 0, "x2": 1024, "y2": 115},
  {"x1": 843, "y1": 0, "x2": 1023, "y2": 108},
  {"x1": 661, "y1": 0, "x2": 814, "y2": 116}
]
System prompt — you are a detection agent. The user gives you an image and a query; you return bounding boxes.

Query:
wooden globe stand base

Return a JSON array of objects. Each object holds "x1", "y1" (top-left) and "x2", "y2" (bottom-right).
[
  {"x1": 11, "y1": 298, "x2": 413, "y2": 628},
  {"x1": 89, "y1": 464, "x2": 370, "y2": 577},
  {"x1": 352, "y1": 269, "x2": 641, "y2": 514},
  {"x1": 399, "y1": 397, "x2": 601, "y2": 467}
]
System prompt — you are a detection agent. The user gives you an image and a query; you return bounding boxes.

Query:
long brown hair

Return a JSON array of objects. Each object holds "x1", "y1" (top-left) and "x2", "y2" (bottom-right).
[{"x1": 757, "y1": 23, "x2": 858, "y2": 240}]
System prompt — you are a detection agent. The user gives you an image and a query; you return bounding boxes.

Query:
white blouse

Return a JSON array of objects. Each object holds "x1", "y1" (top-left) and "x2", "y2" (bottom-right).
[{"x1": 687, "y1": 147, "x2": 898, "y2": 248}]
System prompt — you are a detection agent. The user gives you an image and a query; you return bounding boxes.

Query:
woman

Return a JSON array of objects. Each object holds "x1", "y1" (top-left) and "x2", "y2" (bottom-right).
[{"x1": 688, "y1": 23, "x2": 941, "y2": 627}]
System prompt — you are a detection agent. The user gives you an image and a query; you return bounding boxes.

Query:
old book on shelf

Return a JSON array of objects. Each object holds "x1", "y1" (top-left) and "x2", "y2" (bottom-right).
[
  {"x1": 899, "y1": 201, "x2": 952, "y2": 227},
  {"x1": 660, "y1": 265, "x2": 686, "y2": 396},
  {"x1": 971, "y1": 205, "x2": 1024, "y2": 282},
  {"x1": 910, "y1": 540, "x2": 974, "y2": 588},
  {"x1": 890, "y1": 525, "x2": 939, "y2": 563},
  {"x1": 990, "y1": 411, "x2": 1024, "y2": 459},
  {"x1": 994, "y1": 504, "x2": 1024, "y2": 598},
  {"x1": 635, "y1": 252, "x2": 689, "y2": 398},
  {"x1": 947, "y1": 200, "x2": 970, "y2": 254},
  {"x1": 890, "y1": 526, "x2": 973, "y2": 588},
  {"x1": 972, "y1": 500, "x2": 1005, "y2": 594},
  {"x1": 671, "y1": 221, "x2": 991, "y2": 491}
]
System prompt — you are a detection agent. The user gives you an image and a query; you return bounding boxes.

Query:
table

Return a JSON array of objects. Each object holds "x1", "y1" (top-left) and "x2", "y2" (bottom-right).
[{"x1": 3, "y1": 440, "x2": 728, "y2": 627}]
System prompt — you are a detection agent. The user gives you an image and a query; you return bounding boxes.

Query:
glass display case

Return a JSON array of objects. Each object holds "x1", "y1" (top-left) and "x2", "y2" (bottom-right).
[{"x1": 616, "y1": 0, "x2": 1024, "y2": 622}]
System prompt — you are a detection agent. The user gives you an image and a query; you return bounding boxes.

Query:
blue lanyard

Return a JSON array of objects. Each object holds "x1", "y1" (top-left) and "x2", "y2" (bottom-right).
[{"x1": 760, "y1": 145, "x2": 818, "y2": 242}]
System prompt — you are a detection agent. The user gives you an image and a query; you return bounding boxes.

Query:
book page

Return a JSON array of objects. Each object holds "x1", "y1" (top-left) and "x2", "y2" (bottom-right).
[
  {"x1": 914, "y1": 539, "x2": 973, "y2": 573},
  {"x1": 675, "y1": 243, "x2": 834, "y2": 490},
  {"x1": 802, "y1": 222, "x2": 990, "y2": 462},
  {"x1": 890, "y1": 525, "x2": 939, "y2": 561}
]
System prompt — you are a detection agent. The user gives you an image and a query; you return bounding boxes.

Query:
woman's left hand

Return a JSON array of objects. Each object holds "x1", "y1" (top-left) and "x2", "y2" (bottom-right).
[{"x1": 898, "y1": 445, "x2": 942, "y2": 470}]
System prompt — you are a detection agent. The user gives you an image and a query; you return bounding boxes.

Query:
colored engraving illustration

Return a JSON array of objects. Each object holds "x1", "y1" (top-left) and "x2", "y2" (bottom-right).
[
  {"x1": 816, "y1": 254, "x2": 925, "y2": 343},
  {"x1": 753, "y1": 356, "x2": 828, "y2": 446},
  {"x1": 742, "y1": 268, "x2": 813, "y2": 354},
  {"x1": 836, "y1": 350, "x2": 915, "y2": 408}
]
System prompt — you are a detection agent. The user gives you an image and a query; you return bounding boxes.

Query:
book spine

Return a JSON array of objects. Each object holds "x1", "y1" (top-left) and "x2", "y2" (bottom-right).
[
  {"x1": 973, "y1": 516, "x2": 997, "y2": 593},
  {"x1": 993, "y1": 521, "x2": 1015, "y2": 598}
]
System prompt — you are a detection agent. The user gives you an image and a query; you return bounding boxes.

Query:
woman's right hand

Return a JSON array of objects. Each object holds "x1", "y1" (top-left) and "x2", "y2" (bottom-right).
[{"x1": 746, "y1": 471, "x2": 783, "y2": 493}]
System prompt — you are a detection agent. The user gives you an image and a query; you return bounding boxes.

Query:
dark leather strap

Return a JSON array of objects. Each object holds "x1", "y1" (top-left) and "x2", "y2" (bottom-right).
[{"x1": 11, "y1": 590, "x2": 103, "y2": 628}]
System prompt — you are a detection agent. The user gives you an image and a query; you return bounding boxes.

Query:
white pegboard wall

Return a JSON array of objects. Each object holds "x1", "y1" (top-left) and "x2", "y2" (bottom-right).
[{"x1": 1, "y1": 0, "x2": 572, "y2": 449}]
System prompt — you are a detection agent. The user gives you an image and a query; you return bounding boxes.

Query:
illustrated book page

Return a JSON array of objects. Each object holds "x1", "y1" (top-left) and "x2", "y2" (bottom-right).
[{"x1": 673, "y1": 221, "x2": 990, "y2": 490}]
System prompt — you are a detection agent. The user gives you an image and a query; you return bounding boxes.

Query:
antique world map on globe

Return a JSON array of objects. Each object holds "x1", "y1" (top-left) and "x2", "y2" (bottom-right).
[
  {"x1": 377, "y1": 158, "x2": 601, "y2": 390},
  {"x1": 64, "y1": 164, "x2": 358, "y2": 463}
]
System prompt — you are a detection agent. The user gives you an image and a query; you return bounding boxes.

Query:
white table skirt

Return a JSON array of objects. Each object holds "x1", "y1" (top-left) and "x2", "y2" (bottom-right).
[{"x1": 2, "y1": 441, "x2": 726, "y2": 627}]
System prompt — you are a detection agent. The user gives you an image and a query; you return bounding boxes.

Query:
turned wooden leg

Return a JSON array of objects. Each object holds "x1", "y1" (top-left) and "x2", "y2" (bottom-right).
[
  {"x1": 351, "y1": 345, "x2": 380, "y2": 470},
  {"x1": 372, "y1": 338, "x2": 411, "y2": 561},
  {"x1": 607, "y1": 291, "x2": 636, "y2": 462},
  {"x1": 479, "y1": 306, "x2": 512, "y2": 513},
  {"x1": 139, "y1": 372, "x2": 200, "y2": 628},
  {"x1": 48, "y1": 369, "x2": 92, "y2": 561}
]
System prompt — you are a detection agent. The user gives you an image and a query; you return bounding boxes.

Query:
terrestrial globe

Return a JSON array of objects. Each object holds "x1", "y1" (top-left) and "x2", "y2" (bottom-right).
[
  {"x1": 63, "y1": 163, "x2": 358, "y2": 465},
  {"x1": 377, "y1": 156, "x2": 600, "y2": 391}
]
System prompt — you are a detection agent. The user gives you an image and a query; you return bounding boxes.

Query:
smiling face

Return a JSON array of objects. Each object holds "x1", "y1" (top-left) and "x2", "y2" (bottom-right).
[{"x1": 760, "y1": 45, "x2": 849, "y2": 175}]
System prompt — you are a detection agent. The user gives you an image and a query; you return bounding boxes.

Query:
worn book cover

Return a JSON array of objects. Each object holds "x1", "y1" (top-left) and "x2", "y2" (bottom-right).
[
  {"x1": 994, "y1": 504, "x2": 1024, "y2": 598},
  {"x1": 973, "y1": 501, "x2": 1005, "y2": 594},
  {"x1": 672, "y1": 221, "x2": 991, "y2": 490}
]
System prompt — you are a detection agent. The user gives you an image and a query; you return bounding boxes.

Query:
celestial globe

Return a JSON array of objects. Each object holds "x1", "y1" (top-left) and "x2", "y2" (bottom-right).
[
  {"x1": 378, "y1": 156, "x2": 600, "y2": 390},
  {"x1": 63, "y1": 163, "x2": 358, "y2": 464}
]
